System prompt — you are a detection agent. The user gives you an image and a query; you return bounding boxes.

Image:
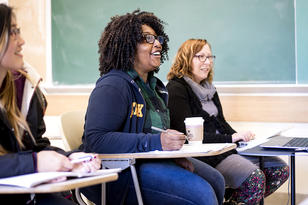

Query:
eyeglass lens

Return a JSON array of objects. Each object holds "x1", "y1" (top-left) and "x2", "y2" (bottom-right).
[
  {"x1": 195, "y1": 55, "x2": 215, "y2": 62},
  {"x1": 10, "y1": 28, "x2": 20, "y2": 35},
  {"x1": 144, "y1": 34, "x2": 164, "y2": 44}
]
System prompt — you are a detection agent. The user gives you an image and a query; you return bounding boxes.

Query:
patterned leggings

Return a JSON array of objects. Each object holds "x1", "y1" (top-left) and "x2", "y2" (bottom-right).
[{"x1": 227, "y1": 165, "x2": 289, "y2": 204}]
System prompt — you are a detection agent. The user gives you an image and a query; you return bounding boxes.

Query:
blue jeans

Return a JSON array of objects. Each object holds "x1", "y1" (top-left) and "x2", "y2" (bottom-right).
[
  {"x1": 81, "y1": 159, "x2": 220, "y2": 205},
  {"x1": 188, "y1": 157, "x2": 225, "y2": 205}
]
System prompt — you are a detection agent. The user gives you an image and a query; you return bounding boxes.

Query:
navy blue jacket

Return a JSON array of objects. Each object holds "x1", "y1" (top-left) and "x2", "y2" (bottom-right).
[
  {"x1": 83, "y1": 70, "x2": 167, "y2": 154},
  {"x1": 81, "y1": 70, "x2": 170, "y2": 204}
]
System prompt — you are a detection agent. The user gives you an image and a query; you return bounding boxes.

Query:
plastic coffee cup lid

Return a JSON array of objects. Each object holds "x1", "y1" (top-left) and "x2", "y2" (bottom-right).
[{"x1": 184, "y1": 117, "x2": 204, "y2": 125}]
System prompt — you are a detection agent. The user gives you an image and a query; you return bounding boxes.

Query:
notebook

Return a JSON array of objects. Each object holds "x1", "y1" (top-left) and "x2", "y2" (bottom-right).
[
  {"x1": 260, "y1": 136, "x2": 308, "y2": 151},
  {"x1": 0, "y1": 168, "x2": 121, "y2": 188}
]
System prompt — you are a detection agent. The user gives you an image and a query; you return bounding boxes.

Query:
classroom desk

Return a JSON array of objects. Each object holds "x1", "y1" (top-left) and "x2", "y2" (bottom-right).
[
  {"x1": 0, "y1": 173, "x2": 118, "y2": 205},
  {"x1": 230, "y1": 122, "x2": 308, "y2": 205},
  {"x1": 100, "y1": 143, "x2": 237, "y2": 205},
  {"x1": 0, "y1": 173, "x2": 118, "y2": 194},
  {"x1": 238, "y1": 140, "x2": 299, "y2": 205}
]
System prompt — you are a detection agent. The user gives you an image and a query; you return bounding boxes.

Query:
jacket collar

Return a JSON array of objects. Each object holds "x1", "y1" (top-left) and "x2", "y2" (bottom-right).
[
  {"x1": 100, "y1": 70, "x2": 166, "y2": 90},
  {"x1": 20, "y1": 62, "x2": 43, "y2": 117}
]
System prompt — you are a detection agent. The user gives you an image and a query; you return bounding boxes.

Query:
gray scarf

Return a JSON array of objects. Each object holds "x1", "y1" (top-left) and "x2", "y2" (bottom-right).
[{"x1": 184, "y1": 76, "x2": 218, "y2": 117}]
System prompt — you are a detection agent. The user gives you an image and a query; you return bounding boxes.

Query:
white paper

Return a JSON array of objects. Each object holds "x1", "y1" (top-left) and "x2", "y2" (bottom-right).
[
  {"x1": 0, "y1": 168, "x2": 121, "y2": 188},
  {"x1": 148, "y1": 143, "x2": 234, "y2": 154}
]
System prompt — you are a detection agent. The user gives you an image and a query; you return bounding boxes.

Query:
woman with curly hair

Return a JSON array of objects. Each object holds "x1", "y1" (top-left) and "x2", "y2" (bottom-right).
[{"x1": 81, "y1": 10, "x2": 225, "y2": 205}]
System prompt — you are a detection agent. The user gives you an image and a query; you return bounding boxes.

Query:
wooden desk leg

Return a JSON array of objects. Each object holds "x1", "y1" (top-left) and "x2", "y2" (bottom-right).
[
  {"x1": 130, "y1": 165, "x2": 144, "y2": 205},
  {"x1": 291, "y1": 155, "x2": 295, "y2": 205},
  {"x1": 259, "y1": 156, "x2": 264, "y2": 205},
  {"x1": 101, "y1": 182, "x2": 106, "y2": 205}
]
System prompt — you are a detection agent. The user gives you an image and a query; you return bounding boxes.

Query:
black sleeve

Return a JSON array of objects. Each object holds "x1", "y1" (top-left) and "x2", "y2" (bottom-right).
[
  {"x1": 201, "y1": 92, "x2": 235, "y2": 143},
  {"x1": 26, "y1": 90, "x2": 50, "y2": 148},
  {"x1": 26, "y1": 89, "x2": 69, "y2": 156},
  {"x1": 214, "y1": 92, "x2": 237, "y2": 134},
  {"x1": 203, "y1": 131, "x2": 233, "y2": 143},
  {"x1": 167, "y1": 81, "x2": 193, "y2": 134}
]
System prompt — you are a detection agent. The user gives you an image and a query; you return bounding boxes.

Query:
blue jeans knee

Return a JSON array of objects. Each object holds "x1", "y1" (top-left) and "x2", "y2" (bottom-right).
[{"x1": 134, "y1": 160, "x2": 219, "y2": 205}]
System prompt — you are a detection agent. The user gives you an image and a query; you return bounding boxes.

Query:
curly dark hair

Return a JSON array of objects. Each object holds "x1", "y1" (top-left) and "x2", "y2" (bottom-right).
[{"x1": 98, "y1": 9, "x2": 169, "y2": 76}]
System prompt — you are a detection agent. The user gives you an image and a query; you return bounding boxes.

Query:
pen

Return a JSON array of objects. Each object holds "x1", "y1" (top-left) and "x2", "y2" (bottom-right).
[
  {"x1": 151, "y1": 126, "x2": 187, "y2": 140},
  {"x1": 70, "y1": 156, "x2": 95, "y2": 164},
  {"x1": 151, "y1": 126, "x2": 167, "y2": 133}
]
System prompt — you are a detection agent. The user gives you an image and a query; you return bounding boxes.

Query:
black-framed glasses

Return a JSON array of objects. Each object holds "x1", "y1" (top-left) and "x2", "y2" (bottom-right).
[
  {"x1": 10, "y1": 27, "x2": 21, "y2": 36},
  {"x1": 142, "y1": 33, "x2": 164, "y2": 45},
  {"x1": 194, "y1": 55, "x2": 216, "y2": 62}
]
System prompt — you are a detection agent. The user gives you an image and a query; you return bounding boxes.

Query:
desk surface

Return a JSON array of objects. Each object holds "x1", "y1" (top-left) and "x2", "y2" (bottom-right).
[
  {"x1": 0, "y1": 173, "x2": 118, "y2": 194},
  {"x1": 238, "y1": 145, "x2": 295, "y2": 157},
  {"x1": 99, "y1": 143, "x2": 236, "y2": 159}
]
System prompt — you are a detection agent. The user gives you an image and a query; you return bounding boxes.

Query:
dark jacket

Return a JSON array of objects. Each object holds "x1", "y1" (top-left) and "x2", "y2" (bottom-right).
[
  {"x1": 167, "y1": 77, "x2": 237, "y2": 167},
  {"x1": 0, "y1": 110, "x2": 38, "y2": 177},
  {"x1": 0, "y1": 66, "x2": 66, "y2": 203},
  {"x1": 82, "y1": 70, "x2": 168, "y2": 204},
  {"x1": 82, "y1": 70, "x2": 166, "y2": 154}
]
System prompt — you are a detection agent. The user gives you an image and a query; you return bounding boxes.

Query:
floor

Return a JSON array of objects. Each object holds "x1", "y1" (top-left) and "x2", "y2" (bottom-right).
[{"x1": 265, "y1": 193, "x2": 308, "y2": 205}]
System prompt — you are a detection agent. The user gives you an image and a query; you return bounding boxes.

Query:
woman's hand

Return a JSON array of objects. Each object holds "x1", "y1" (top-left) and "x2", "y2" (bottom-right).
[
  {"x1": 160, "y1": 129, "x2": 186, "y2": 151},
  {"x1": 69, "y1": 152, "x2": 101, "y2": 173},
  {"x1": 232, "y1": 131, "x2": 255, "y2": 143},
  {"x1": 37, "y1": 151, "x2": 73, "y2": 172}
]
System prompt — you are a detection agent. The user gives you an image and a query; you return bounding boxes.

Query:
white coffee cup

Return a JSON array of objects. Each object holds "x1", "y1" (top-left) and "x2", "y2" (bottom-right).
[{"x1": 184, "y1": 117, "x2": 204, "y2": 145}]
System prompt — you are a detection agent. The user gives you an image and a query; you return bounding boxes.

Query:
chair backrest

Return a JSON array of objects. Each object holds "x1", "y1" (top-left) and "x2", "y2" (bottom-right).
[{"x1": 60, "y1": 110, "x2": 86, "y2": 151}]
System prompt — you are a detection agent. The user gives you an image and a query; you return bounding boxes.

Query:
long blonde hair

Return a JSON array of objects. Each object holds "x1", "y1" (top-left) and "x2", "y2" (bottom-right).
[
  {"x1": 0, "y1": 4, "x2": 35, "y2": 153},
  {"x1": 0, "y1": 71, "x2": 37, "y2": 149},
  {"x1": 167, "y1": 39, "x2": 214, "y2": 83}
]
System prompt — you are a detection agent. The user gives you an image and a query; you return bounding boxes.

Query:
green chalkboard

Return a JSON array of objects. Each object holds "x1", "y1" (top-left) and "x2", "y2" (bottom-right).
[
  {"x1": 52, "y1": 0, "x2": 296, "y2": 85},
  {"x1": 297, "y1": 0, "x2": 308, "y2": 84}
]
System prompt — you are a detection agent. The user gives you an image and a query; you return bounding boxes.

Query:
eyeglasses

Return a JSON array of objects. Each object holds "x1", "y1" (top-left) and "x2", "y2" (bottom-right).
[
  {"x1": 194, "y1": 55, "x2": 216, "y2": 62},
  {"x1": 142, "y1": 33, "x2": 164, "y2": 45},
  {"x1": 10, "y1": 27, "x2": 21, "y2": 36}
]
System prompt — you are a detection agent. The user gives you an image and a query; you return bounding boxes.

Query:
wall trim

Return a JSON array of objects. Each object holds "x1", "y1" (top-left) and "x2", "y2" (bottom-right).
[{"x1": 43, "y1": 84, "x2": 308, "y2": 96}]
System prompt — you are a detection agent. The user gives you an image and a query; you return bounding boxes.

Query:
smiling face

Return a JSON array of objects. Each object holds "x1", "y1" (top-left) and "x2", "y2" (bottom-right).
[
  {"x1": 133, "y1": 24, "x2": 162, "y2": 81},
  {"x1": 191, "y1": 44, "x2": 212, "y2": 84},
  {"x1": 0, "y1": 16, "x2": 25, "y2": 73}
]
